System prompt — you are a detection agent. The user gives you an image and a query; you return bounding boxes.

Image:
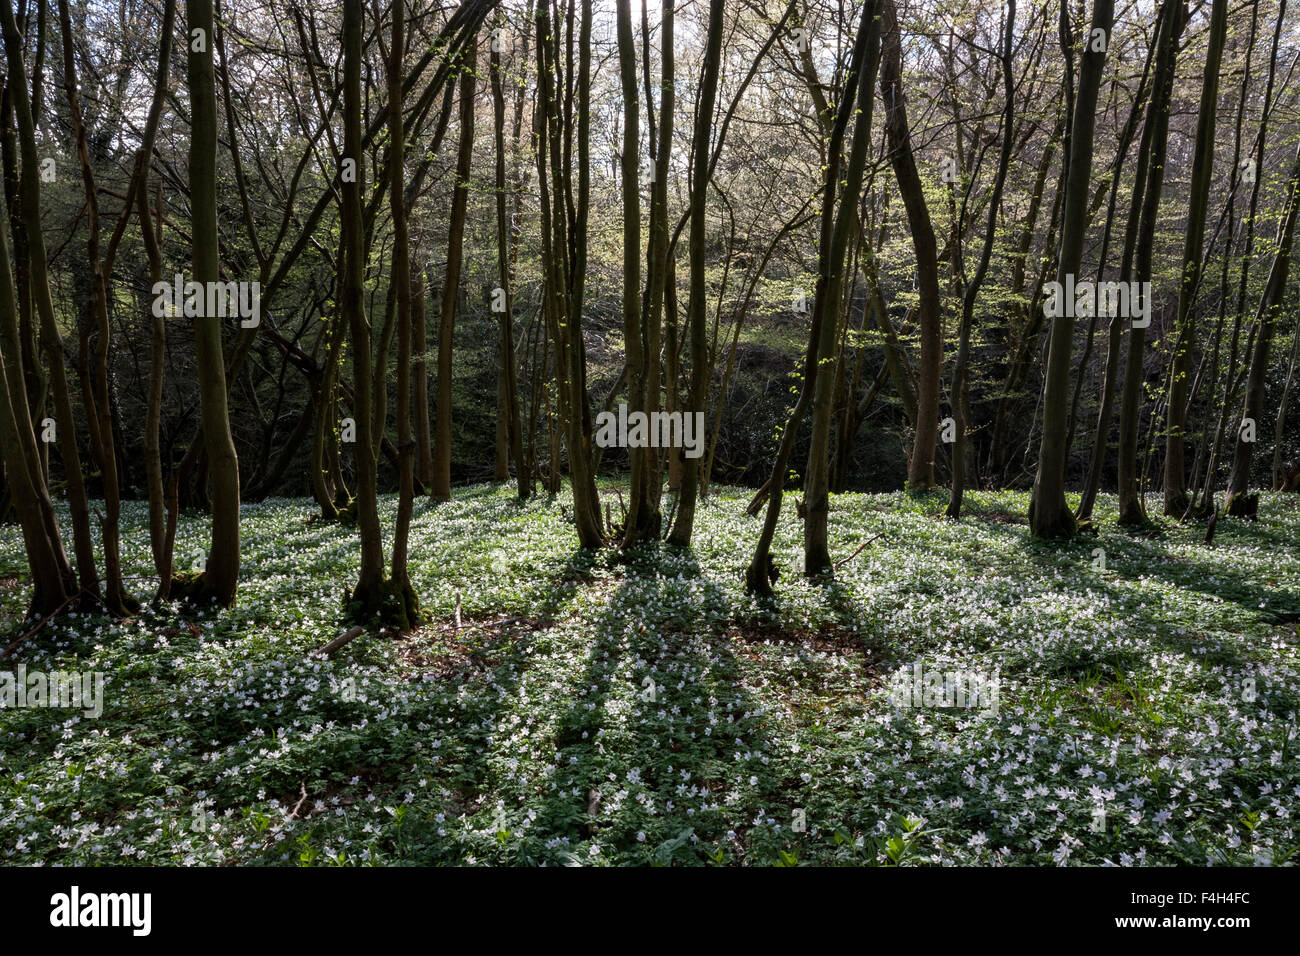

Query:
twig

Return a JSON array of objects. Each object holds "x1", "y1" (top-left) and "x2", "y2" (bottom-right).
[
  {"x1": 288, "y1": 782, "x2": 309, "y2": 820},
  {"x1": 0, "y1": 594, "x2": 80, "y2": 661},
  {"x1": 309, "y1": 625, "x2": 366, "y2": 658},
  {"x1": 833, "y1": 532, "x2": 886, "y2": 571}
]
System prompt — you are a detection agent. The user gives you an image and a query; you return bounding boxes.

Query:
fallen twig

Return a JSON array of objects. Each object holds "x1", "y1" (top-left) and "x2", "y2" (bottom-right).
[
  {"x1": 833, "y1": 532, "x2": 886, "y2": 571},
  {"x1": 310, "y1": 625, "x2": 366, "y2": 658},
  {"x1": 288, "y1": 782, "x2": 309, "y2": 820},
  {"x1": 0, "y1": 594, "x2": 80, "y2": 661}
]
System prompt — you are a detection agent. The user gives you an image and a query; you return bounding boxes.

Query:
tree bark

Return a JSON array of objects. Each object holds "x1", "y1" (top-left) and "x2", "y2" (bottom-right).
[
  {"x1": 879, "y1": 0, "x2": 941, "y2": 492},
  {"x1": 1163, "y1": 0, "x2": 1228, "y2": 515},
  {"x1": 949, "y1": 0, "x2": 1016, "y2": 520},
  {"x1": 1, "y1": 0, "x2": 99, "y2": 604},
  {"x1": 432, "y1": 41, "x2": 477, "y2": 501},
  {"x1": 668, "y1": 0, "x2": 724, "y2": 545},
  {"x1": 184, "y1": 0, "x2": 241, "y2": 604},
  {"x1": 1116, "y1": 0, "x2": 1181, "y2": 527},
  {"x1": 1030, "y1": 0, "x2": 1114, "y2": 537}
]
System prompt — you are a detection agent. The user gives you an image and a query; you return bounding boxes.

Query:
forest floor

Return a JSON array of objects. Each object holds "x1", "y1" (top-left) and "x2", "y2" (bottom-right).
[{"x1": 1, "y1": 484, "x2": 1298, "y2": 866}]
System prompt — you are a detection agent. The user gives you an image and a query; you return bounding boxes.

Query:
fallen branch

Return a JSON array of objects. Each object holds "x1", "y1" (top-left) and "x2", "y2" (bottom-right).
[
  {"x1": 288, "y1": 782, "x2": 309, "y2": 820},
  {"x1": 310, "y1": 625, "x2": 366, "y2": 658},
  {"x1": 833, "y1": 532, "x2": 886, "y2": 571},
  {"x1": 0, "y1": 594, "x2": 80, "y2": 661}
]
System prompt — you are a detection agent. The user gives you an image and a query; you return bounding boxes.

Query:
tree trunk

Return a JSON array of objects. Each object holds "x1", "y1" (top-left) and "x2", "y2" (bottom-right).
[
  {"x1": 433, "y1": 41, "x2": 477, "y2": 502},
  {"x1": 1227, "y1": 138, "x2": 1300, "y2": 509},
  {"x1": 413, "y1": 273, "x2": 434, "y2": 491},
  {"x1": 1116, "y1": 0, "x2": 1181, "y2": 527},
  {"x1": 804, "y1": 0, "x2": 885, "y2": 573},
  {"x1": 879, "y1": 0, "x2": 941, "y2": 492},
  {"x1": 183, "y1": 0, "x2": 241, "y2": 605},
  {"x1": 668, "y1": 0, "x2": 724, "y2": 545},
  {"x1": 746, "y1": 0, "x2": 882, "y2": 592},
  {"x1": 1030, "y1": 0, "x2": 1114, "y2": 537},
  {"x1": 1, "y1": 0, "x2": 99, "y2": 604},
  {"x1": 949, "y1": 0, "x2": 1016, "y2": 520},
  {"x1": 1163, "y1": 0, "x2": 1228, "y2": 515},
  {"x1": 342, "y1": 0, "x2": 387, "y2": 614},
  {"x1": 57, "y1": 0, "x2": 134, "y2": 612},
  {"x1": 388, "y1": 0, "x2": 420, "y2": 628},
  {"x1": 490, "y1": 22, "x2": 528, "y2": 500},
  {"x1": 0, "y1": 221, "x2": 75, "y2": 617}
]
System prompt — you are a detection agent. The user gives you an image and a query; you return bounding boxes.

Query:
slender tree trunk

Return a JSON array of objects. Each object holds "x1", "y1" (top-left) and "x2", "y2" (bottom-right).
[
  {"x1": 1, "y1": 0, "x2": 99, "y2": 604},
  {"x1": 804, "y1": 0, "x2": 885, "y2": 573},
  {"x1": 1163, "y1": 0, "x2": 1228, "y2": 515},
  {"x1": 641, "y1": 0, "x2": 672, "y2": 525},
  {"x1": 1201, "y1": 0, "x2": 1284, "y2": 515},
  {"x1": 433, "y1": 42, "x2": 477, "y2": 502},
  {"x1": 668, "y1": 0, "x2": 724, "y2": 545},
  {"x1": 1227, "y1": 139, "x2": 1300, "y2": 510},
  {"x1": 413, "y1": 273, "x2": 434, "y2": 490},
  {"x1": 490, "y1": 22, "x2": 527, "y2": 500},
  {"x1": 312, "y1": 308, "x2": 344, "y2": 519},
  {"x1": 129, "y1": 0, "x2": 178, "y2": 596},
  {"x1": 183, "y1": 0, "x2": 241, "y2": 604},
  {"x1": 57, "y1": 0, "x2": 135, "y2": 612},
  {"x1": 0, "y1": 220, "x2": 74, "y2": 617},
  {"x1": 534, "y1": 0, "x2": 602, "y2": 547},
  {"x1": 388, "y1": 0, "x2": 419, "y2": 627},
  {"x1": 342, "y1": 0, "x2": 387, "y2": 611},
  {"x1": 615, "y1": 0, "x2": 648, "y2": 543},
  {"x1": 746, "y1": 0, "x2": 881, "y2": 592},
  {"x1": 1076, "y1": 5, "x2": 1165, "y2": 522},
  {"x1": 949, "y1": 0, "x2": 1016, "y2": 520},
  {"x1": 1117, "y1": 0, "x2": 1181, "y2": 527},
  {"x1": 1271, "y1": 316, "x2": 1300, "y2": 488},
  {"x1": 1030, "y1": 0, "x2": 1114, "y2": 537},
  {"x1": 989, "y1": 109, "x2": 1063, "y2": 480},
  {"x1": 879, "y1": 0, "x2": 941, "y2": 492}
]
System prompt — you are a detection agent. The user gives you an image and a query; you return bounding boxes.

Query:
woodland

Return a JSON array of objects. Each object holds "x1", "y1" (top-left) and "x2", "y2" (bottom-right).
[{"x1": 0, "y1": 0, "x2": 1298, "y2": 867}]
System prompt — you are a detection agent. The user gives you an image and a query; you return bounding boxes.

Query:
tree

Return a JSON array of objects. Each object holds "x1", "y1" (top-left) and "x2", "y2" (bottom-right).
[
  {"x1": 534, "y1": 0, "x2": 603, "y2": 548},
  {"x1": 388, "y1": 0, "x2": 421, "y2": 627},
  {"x1": 185, "y1": 0, "x2": 242, "y2": 604},
  {"x1": 1226, "y1": 138, "x2": 1300, "y2": 513},
  {"x1": 615, "y1": 0, "x2": 654, "y2": 544},
  {"x1": 490, "y1": 15, "x2": 528, "y2": 500},
  {"x1": 804, "y1": 0, "x2": 886, "y2": 572},
  {"x1": 1115, "y1": 0, "x2": 1182, "y2": 528},
  {"x1": 1029, "y1": 0, "x2": 1114, "y2": 538},
  {"x1": 432, "y1": 36, "x2": 477, "y2": 502},
  {"x1": 1163, "y1": 0, "x2": 1228, "y2": 516},
  {"x1": 948, "y1": 0, "x2": 1016, "y2": 521},
  {"x1": 341, "y1": 0, "x2": 388, "y2": 615},
  {"x1": 879, "y1": 0, "x2": 941, "y2": 493},
  {"x1": 747, "y1": 0, "x2": 884, "y2": 592},
  {"x1": 1, "y1": 0, "x2": 98, "y2": 604},
  {"x1": 0, "y1": 216, "x2": 75, "y2": 617},
  {"x1": 668, "y1": 0, "x2": 725, "y2": 546}
]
